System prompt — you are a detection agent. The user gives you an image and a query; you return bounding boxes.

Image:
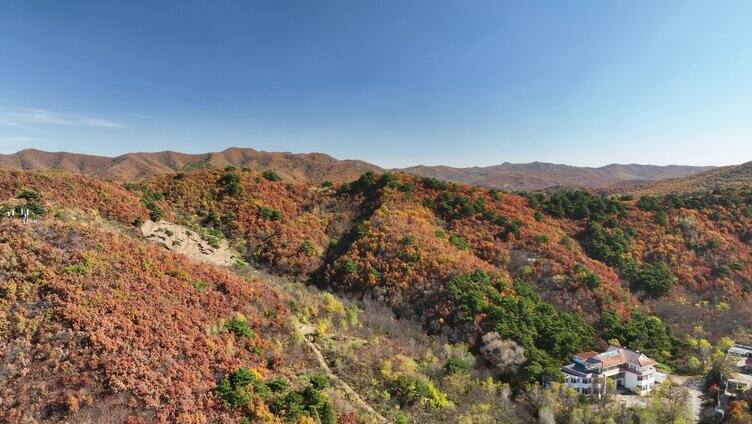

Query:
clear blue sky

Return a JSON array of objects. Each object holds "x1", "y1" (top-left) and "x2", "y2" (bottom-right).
[{"x1": 1, "y1": 1, "x2": 750, "y2": 168}]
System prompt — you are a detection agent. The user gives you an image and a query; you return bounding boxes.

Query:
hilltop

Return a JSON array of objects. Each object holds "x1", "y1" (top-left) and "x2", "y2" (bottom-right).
[{"x1": 133, "y1": 168, "x2": 752, "y2": 359}]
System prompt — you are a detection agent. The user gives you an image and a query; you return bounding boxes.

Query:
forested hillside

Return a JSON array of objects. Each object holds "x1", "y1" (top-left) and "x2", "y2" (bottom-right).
[
  {"x1": 134, "y1": 168, "x2": 752, "y2": 372},
  {"x1": 2, "y1": 166, "x2": 751, "y2": 422}
]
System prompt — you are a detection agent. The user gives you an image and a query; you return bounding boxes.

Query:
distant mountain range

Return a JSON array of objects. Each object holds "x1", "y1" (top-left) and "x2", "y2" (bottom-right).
[
  {"x1": 615, "y1": 160, "x2": 752, "y2": 196},
  {"x1": 0, "y1": 147, "x2": 379, "y2": 184},
  {"x1": 0, "y1": 147, "x2": 716, "y2": 190},
  {"x1": 401, "y1": 162, "x2": 715, "y2": 191}
]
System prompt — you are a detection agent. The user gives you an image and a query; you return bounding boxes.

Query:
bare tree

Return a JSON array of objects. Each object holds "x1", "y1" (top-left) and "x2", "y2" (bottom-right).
[
  {"x1": 480, "y1": 332, "x2": 525, "y2": 372},
  {"x1": 538, "y1": 406, "x2": 556, "y2": 424}
]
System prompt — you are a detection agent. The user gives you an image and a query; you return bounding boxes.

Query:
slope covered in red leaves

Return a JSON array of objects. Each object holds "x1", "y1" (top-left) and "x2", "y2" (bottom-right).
[
  {"x1": 0, "y1": 219, "x2": 288, "y2": 423},
  {"x1": 138, "y1": 169, "x2": 631, "y2": 321},
  {"x1": 321, "y1": 174, "x2": 632, "y2": 325},
  {"x1": 0, "y1": 169, "x2": 148, "y2": 224},
  {"x1": 132, "y1": 170, "x2": 632, "y2": 379},
  {"x1": 140, "y1": 168, "x2": 338, "y2": 277}
]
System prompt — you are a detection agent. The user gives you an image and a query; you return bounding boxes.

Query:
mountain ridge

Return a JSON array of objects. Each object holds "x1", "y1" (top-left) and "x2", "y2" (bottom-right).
[
  {"x1": 401, "y1": 161, "x2": 717, "y2": 190},
  {"x1": 0, "y1": 147, "x2": 715, "y2": 190},
  {"x1": 0, "y1": 147, "x2": 380, "y2": 183}
]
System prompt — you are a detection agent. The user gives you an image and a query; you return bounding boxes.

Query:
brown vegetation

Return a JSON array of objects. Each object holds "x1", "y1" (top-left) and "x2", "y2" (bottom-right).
[
  {"x1": 2, "y1": 161, "x2": 752, "y2": 422},
  {"x1": 0, "y1": 219, "x2": 287, "y2": 422}
]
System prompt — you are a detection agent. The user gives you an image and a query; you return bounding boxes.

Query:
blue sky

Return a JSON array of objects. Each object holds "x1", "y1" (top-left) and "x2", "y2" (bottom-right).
[{"x1": 0, "y1": 1, "x2": 750, "y2": 168}]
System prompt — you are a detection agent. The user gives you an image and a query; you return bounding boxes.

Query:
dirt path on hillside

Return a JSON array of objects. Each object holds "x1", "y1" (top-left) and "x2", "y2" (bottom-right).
[
  {"x1": 298, "y1": 324, "x2": 389, "y2": 423},
  {"x1": 236, "y1": 268, "x2": 388, "y2": 422},
  {"x1": 671, "y1": 375, "x2": 703, "y2": 422},
  {"x1": 686, "y1": 380, "x2": 703, "y2": 423}
]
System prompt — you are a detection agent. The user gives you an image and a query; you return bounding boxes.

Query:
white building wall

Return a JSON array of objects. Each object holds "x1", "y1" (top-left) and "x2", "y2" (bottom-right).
[
  {"x1": 602, "y1": 367, "x2": 620, "y2": 377},
  {"x1": 564, "y1": 359, "x2": 662, "y2": 396},
  {"x1": 624, "y1": 370, "x2": 655, "y2": 395},
  {"x1": 563, "y1": 376, "x2": 595, "y2": 393},
  {"x1": 625, "y1": 371, "x2": 639, "y2": 392}
]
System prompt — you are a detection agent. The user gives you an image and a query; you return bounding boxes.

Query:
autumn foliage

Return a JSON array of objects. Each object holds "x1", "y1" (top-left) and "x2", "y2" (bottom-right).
[
  {"x1": 4, "y1": 166, "x2": 752, "y2": 420},
  {"x1": 0, "y1": 170, "x2": 149, "y2": 224},
  {"x1": 0, "y1": 219, "x2": 287, "y2": 422}
]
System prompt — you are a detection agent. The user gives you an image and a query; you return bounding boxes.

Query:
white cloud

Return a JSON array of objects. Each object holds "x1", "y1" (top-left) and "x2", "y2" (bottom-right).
[
  {"x1": 0, "y1": 107, "x2": 127, "y2": 129},
  {"x1": 0, "y1": 119, "x2": 24, "y2": 128},
  {"x1": 0, "y1": 117, "x2": 57, "y2": 135},
  {"x1": 119, "y1": 112, "x2": 151, "y2": 118},
  {"x1": 0, "y1": 136, "x2": 35, "y2": 142},
  {"x1": 0, "y1": 136, "x2": 58, "y2": 154}
]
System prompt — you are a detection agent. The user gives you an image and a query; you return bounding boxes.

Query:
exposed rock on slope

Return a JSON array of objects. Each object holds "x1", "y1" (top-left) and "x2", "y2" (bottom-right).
[{"x1": 140, "y1": 219, "x2": 242, "y2": 267}]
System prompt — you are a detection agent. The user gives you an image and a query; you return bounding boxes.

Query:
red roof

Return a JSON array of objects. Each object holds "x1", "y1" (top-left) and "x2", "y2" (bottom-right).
[
  {"x1": 637, "y1": 355, "x2": 657, "y2": 367},
  {"x1": 577, "y1": 346, "x2": 658, "y2": 369},
  {"x1": 575, "y1": 351, "x2": 600, "y2": 360},
  {"x1": 745, "y1": 357, "x2": 752, "y2": 367}
]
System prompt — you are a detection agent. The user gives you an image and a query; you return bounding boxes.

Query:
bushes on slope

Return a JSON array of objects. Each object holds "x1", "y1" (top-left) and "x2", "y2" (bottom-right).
[
  {"x1": 637, "y1": 188, "x2": 752, "y2": 212},
  {"x1": 521, "y1": 190, "x2": 628, "y2": 222},
  {"x1": 217, "y1": 369, "x2": 336, "y2": 424},
  {"x1": 218, "y1": 169, "x2": 243, "y2": 197},
  {"x1": 581, "y1": 220, "x2": 676, "y2": 297},
  {"x1": 601, "y1": 310, "x2": 677, "y2": 361}
]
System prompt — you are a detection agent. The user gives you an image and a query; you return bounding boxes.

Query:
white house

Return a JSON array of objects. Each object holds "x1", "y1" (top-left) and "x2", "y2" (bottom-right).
[
  {"x1": 727, "y1": 343, "x2": 752, "y2": 358},
  {"x1": 562, "y1": 346, "x2": 666, "y2": 396},
  {"x1": 725, "y1": 344, "x2": 752, "y2": 397}
]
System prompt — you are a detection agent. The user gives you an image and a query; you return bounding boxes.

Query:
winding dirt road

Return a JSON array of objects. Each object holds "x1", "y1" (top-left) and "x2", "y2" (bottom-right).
[{"x1": 671, "y1": 375, "x2": 703, "y2": 422}]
